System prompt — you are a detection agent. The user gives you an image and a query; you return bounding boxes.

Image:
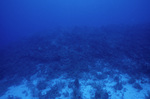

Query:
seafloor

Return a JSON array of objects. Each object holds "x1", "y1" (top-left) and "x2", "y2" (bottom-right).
[{"x1": 0, "y1": 25, "x2": 150, "y2": 99}]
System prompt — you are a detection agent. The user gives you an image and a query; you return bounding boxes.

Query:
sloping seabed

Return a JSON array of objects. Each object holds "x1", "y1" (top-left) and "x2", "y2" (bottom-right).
[{"x1": 0, "y1": 24, "x2": 150, "y2": 99}]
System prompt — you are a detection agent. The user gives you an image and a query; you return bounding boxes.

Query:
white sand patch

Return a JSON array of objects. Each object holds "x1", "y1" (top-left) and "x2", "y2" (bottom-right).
[
  {"x1": 0, "y1": 80, "x2": 35, "y2": 99},
  {"x1": 80, "y1": 85, "x2": 95, "y2": 99},
  {"x1": 123, "y1": 84, "x2": 144, "y2": 99},
  {"x1": 103, "y1": 74, "x2": 150, "y2": 99},
  {"x1": 123, "y1": 78, "x2": 150, "y2": 99},
  {"x1": 1, "y1": 72, "x2": 150, "y2": 99},
  {"x1": 39, "y1": 76, "x2": 74, "y2": 99},
  {"x1": 57, "y1": 85, "x2": 73, "y2": 99},
  {"x1": 104, "y1": 78, "x2": 122, "y2": 99},
  {"x1": 54, "y1": 74, "x2": 150, "y2": 99}
]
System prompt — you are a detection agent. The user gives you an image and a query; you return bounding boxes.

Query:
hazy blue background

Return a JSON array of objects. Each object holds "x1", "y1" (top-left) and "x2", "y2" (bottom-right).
[{"x1": 0, "y1": 0, "x2": 150, "y2": 46}]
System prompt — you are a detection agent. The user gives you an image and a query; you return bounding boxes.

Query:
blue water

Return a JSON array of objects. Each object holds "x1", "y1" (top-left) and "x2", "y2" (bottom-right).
[
  {"x1": 1, "y1": 0, "x2": 150, "y2": 45},
  {"x1": 0, "y1": 0, "x2": 150, "y2": 99}
]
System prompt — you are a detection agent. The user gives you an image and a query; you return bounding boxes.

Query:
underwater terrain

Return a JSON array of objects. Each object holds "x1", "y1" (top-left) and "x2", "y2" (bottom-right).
[{"x1": 0, "y1": 24, "x2": 150, "y2": 99}]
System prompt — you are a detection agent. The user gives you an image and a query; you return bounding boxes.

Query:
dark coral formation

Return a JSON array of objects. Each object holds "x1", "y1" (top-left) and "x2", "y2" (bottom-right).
[{"x1": 0, "y1": 24, "x2": 150, "y2": 97}]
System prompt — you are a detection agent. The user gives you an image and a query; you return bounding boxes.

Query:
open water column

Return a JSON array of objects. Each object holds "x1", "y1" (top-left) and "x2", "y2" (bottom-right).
[{"x1": 0, "y1": 0, "x2": 150, "y2": 99}]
